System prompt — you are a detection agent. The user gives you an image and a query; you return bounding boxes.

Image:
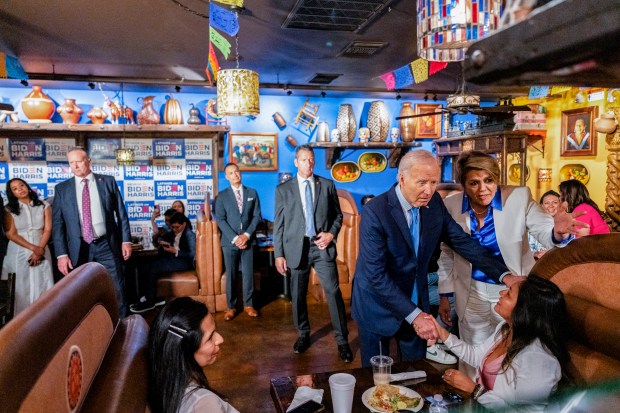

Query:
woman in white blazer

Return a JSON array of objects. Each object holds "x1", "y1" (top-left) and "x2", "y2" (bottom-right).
[
  {"x1": 433, "y1": 275, "x2": 569, "y2": 412},
  {"x1": 437, "y1": 151, "x2": 580, "y2": 377}
]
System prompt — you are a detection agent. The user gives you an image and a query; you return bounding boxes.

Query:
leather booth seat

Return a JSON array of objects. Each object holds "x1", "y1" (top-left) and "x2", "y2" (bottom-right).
[{"x1": 0, "y1": 262, "x2": 150, "y2": 412}]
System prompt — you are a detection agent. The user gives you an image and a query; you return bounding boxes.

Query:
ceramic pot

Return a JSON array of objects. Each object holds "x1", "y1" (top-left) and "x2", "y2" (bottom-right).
[
  {"x1": 367, "y1": 100, "x2": 389, "y2": 142},
  {"x1": 336, "y1": 104, "x2": 356, "y2": 142},
  {"x1": 594, "y1": 111, "x2": 618, "y2": 134},
  {"x1": 399, "y1": 102, "x2": 416, "y2": 142},
  {"x1": 57, "y1": 98, "x2": 83, "y2": 124},
  {"x1": 137, "y1": 96, "x2": 160, "y2": 124},
  {"x1": 273, "y1": 112, "x2": 287, "y2": 128},
  {"x1": 87, "y1": 107, "x2": 108, "y2": 124},
  {"x1": 317, "y1": 122, "x2": 329, "y2": 142},
  {"x1": 164, "y1": 94, "x2": 183, "y2": 124},
  {"x1": 187, "y1": 104, "x2": 201, "y2": 125},
  {"x1": 21, "y1": 85, "x2": 55, "y2": 123}
]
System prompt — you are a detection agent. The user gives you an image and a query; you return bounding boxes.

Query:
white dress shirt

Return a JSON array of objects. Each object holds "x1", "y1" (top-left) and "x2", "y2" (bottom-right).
[{"x1": 74, "y1": 173, "x2": 105, "y2": 238}]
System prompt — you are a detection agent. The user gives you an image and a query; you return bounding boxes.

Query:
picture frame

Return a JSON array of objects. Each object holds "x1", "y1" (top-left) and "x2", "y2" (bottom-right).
[
  {"x1": 229, "y1": 132, "x2": 278, "y2": 171},
  {"x1": 561, "y1": 107, "x2": 598, "y2": 157},
  {"x1": 414, "y1": 103, "x2": 443, "y2": 138}
]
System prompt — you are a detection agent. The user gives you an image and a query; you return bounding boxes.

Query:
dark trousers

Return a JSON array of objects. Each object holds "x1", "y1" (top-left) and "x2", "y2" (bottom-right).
[
  {"x1": 358, "y1": 321, "x2": 426, "y2": 367},
  {"x1": 222, "y1": 245, "x2": 255, "y2": 308},
  {"x1": 139, "y1": 255, "x2": 194, "y2": 303},
  {"x1": 290, "y1": 239, "x2": 348, "y2": 345},
  {"x1": 78, "y1": 238, "x2": 127, "y2": 317}
]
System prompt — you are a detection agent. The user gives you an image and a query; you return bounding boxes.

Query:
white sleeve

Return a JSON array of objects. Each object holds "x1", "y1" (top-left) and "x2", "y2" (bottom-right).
[
  {"x1": 437, "y1": 242, "x2": 455, "y2": 294},
  {"x1": 443, "y1": 324, "x2": 500, "y2": 369}
]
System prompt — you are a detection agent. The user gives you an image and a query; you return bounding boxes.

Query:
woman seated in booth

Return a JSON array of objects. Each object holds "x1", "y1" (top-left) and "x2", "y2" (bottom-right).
[
  {"x1": 559, "y1": 179, "x2": 610, "y2": 237},
  {"x1": 434, "y1": 275, "x2": 569, "y2": 412},
  {"x1": 529, "y1": 190, "x2": 561, "y2": 259},
  {"x1": 149, "y1": 297, "x2": 239, "y2": 413},
  {"x1": 172, "y1": 200, "x2": 193, "y2": 229}
]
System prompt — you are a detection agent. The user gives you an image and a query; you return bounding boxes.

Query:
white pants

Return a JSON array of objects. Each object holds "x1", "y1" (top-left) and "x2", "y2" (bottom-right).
[{"x1": 458, "y1": 279, "x2": 504, "y2": 378}]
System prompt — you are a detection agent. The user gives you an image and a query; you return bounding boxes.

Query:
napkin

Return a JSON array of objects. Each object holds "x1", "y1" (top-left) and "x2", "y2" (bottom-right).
[
  {"x1": 286, "y1": 386, "x2": 324, "y2": 412},
  {"x1": 390, "y1": 370, "x2": 427, "y2": 382}
]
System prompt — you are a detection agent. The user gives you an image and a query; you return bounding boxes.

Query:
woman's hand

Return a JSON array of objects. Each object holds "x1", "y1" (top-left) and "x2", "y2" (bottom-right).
[
  {"x1": 32, "y1": 245, "x2": 45, "y2": 256},
  {"x1": 442, "y1": 369, "x2": 476, "y2": 393},
  {"x1": 438, "y1": 297, "x2": 452, "y2": 326},
  {"x1": 429, "y1": 316, "x2": 450, "y2": 342},
  {"x1": 28, "y1": 252, "x2": 43, "y2": 266}
]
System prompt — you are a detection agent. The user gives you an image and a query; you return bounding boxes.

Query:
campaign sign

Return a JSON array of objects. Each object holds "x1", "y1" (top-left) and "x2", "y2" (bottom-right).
[
  {"x1": 47, "y1": 162, "x2": 73, "y2": 183},
  {"x1": 153, "y1": 158, "x2": 185, "y2": 181},
  {"x1": 186, "y1": 179, "x2": 213, "y2": 200},
  {"x1": 124, "y1": 138, "x2": 153, "y2": 161},
  {"x1": 9, "y1": 139, "x2": 45, "y2": 161},
  {"x1": 88, "y1": 138, "x2": 121, "y2": 160},
  {"x1": 129, "y1": 221, "x2": 152, "y2": 239},
  {"x1": 0, "y1": 163, "x2": 8, "y2": 183},
  {"x1": 30, "y1": 183, "x2": 47, "y2": 199},
  {"x1": 117, "y1": 181, "x2": 124, "y2": 198},
  {"x1": 185, "y1": 139, "x2": 212, "y2": 159},
  {"x1": 153, "y1": 138, "x2": 185, "y2": 159},
  {"x1": 9, "y1": 162, "x2": 48, "y2": 183},
  {"x1": 186, "y1": 160, "x2": 212, "y2": 180},
  {"x1": 46, "y1": 138, "x2": 76, "y2": 161},
  {"x1": 92, "y1": 161, "x2": 124, "y2": 180},
  {"x1": 126, "y1": 201, "x2": 155, "y2": 221},
  {"x1": 155, "y1": 180, "x2": 185, "y2": 200},
  {"x1": 124, "y1": 180, "x2": 155, "y2": 202},
  {"x1": 187, "y1": 199, "x2": 206, "y2": 220},
  {"x1": 0, "y1": 138, "x2": 9, "y2": 161},
  {"x1": 47, "y1": 183, "x2": 57, "y2": 199},
  {"x1": 124, "y1": 161, "x2": 154, "y2": 180}
]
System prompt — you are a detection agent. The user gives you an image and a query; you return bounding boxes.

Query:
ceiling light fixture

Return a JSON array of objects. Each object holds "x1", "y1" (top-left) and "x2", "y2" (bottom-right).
[
  {"x1": 321, "y1": 91, "x2": 326, "y2": 98},
  {"x1": 175, "y1": 85, "x2": 181, "y2": 93},
  {"x1": 417, "y1": 0, "x2": 501, "y2": 62},
  {"x1": 88, "y1": 82, "x2": 95, "y2": 90},
  {"x1": 424, "y1": 94, "x2": 429, "y2": 102},
  {"x1": 20, "y1": 80, "x2": 28, "y2": 87},
  {"x1": 433, "y1": 94, "x2": 438, "y2": 102},
  {"x1": 115, "y1": 148, "x2": 135, "y2": 166}
]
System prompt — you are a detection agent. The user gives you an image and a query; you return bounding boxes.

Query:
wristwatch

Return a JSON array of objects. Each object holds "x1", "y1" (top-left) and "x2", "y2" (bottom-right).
[{"x1": 471, "y1": 383, "x2": 487, "y2": 400}]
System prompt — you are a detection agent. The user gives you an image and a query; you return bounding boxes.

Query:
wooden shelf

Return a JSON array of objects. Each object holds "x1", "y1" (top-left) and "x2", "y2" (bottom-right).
[
  {"x1": 308, "y1": 141, "x2": 422, "y2": 168},
  {"x1": 0, "y1": 122, "x2": 229, "y2": 137}
]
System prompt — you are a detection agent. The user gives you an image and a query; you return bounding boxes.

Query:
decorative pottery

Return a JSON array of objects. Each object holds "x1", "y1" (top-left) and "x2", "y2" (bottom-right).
[
  {"x1": 137, "y1": 96, "x2": 160, "y2": 124},
  {"x1": 390, "y1": 127, "x2": 400, "y2": 143},
  {"x1": 358, "y1": 127, "x2": 370, "y2": 143},
  {"x1": 358, "y1": 152, "x2": 387, "y2": 173},
  {"x1": 164, "y1": 94, "x2": 183, "y2": 124},
  {"x1": 87, "y1": 107, "x2": 108, "y2": 124},
  {"x1": 285, "y1": 135, "x2": 298, "y2": 147},
  {"x1": 560, "y1": 164, "x2": 590, "y2": 184},
  {"x1": 317, "y1": 122, "x2": 329, "y2": 142},
  {"x1": 336, "y1": 104, "x2": 356, "y2": 142},
  {"x1": 593, "y1": 110, "x2": 618, "y2": 134},
  {"x1": 399, "y1": 102, "x2": 416, "y2": 142},
  {"x1": 508, "y1": 164, "x2": 530, "y2": 183},
  {"x1": 331, "y1": 161, "x2": 360, "y2": 183},
  {"x1": 330, "y1": 129, "x2": 341, "y2": 142},
  {"x1": 21, "y1": 85, "x2": 55, "y2": 123},
  {"x1": 187, "y1": 104, "x2": 201, "y2": 125},
  {"x1": 367, "y1": 100, "x2": 389, "y2": 142},
  {"x1": 273, "y1": 112, "x2": 287, "y2": 128},
  {"x1": 56, "y1": 98, "x2": 83, "y2": 124}
]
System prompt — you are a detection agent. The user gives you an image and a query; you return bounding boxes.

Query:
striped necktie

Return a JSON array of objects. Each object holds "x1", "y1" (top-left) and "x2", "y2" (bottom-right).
[{"x1": 235, "y1": 189, "x2": 243, "y2": 213}]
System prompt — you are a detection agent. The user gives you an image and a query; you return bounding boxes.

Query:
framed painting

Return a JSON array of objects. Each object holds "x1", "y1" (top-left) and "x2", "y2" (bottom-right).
[
  {"x1": 229, "y1": 132, "x2": 278, "y2": 171},
  {"x1": 561, "y1": 107, "x2": 598, "y2": 157},
  {"x1": 414, "y1": 103, "x2": 443, "y2": 138}
]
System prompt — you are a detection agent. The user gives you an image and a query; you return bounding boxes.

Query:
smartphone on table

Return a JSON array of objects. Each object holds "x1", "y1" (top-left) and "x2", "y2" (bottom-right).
[{"x1": 287, "y1": 400, "x2": 325, "y2": 413}]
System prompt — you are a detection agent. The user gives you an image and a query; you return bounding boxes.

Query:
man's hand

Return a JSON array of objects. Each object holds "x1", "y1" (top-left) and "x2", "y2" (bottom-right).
[
  {"x1": 313, "y1": 232, "x2": 333, "y2": 250},
  {"x1": 412, "y1": 312, "x2": 439, "y2": 342},
  {"x1": 553, "y1": 201, "x2": 589, "y2": 239},
  {"x1": 502, "y1": 274, "x2": 526, "y2": 287},
  {"x1": 275, "y1": 257, "x2": 288, "y2": 276},
  {"x1": 438, "y1": 297, "x2": 452, "y2": 326},
  {"x1": 122, "y1": 243, "x2": 132, "y2": 261},
  {"x1": 58, "y1": 256, "x2": 73, "y2": 277},
  {"x1": 234, "y1": 234, "x2": 249, "y2": 249}
]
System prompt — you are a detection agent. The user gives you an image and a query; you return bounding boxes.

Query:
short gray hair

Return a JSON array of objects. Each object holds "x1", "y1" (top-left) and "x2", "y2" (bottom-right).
[{"x1": 398, "y1": 149, "x2": 438, "y2": 178}]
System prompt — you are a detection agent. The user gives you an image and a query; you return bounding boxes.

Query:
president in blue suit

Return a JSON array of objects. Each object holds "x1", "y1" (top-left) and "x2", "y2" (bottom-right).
[
  {"x1": 351, "y1": 150, "x2": 511, "y2": 367},
  {"x1": 52, "y1": 147, "x2": 133, "y2": 316}
]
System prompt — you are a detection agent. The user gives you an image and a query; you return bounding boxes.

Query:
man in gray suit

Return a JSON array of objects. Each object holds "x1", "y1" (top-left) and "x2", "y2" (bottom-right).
[
  {"x1": 274, "y1": 145, "x2": 352, "y2": 362},
  {"x1": 52, "y1": 147, "x2": 132, "y2": 316},
  {"x1": 215, "y1": 163, "x2": 262, "y2": 321}
]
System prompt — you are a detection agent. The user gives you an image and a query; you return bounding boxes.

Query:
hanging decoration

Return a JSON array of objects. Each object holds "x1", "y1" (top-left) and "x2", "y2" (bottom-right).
[
  {"x1": 209, "y1": 2, "x2": 239, "y2": 36},
  {"x1": 394, "y1": 65, "x2": 414, "y2": 90},
  {"x1": 529, "y1": 86, "x2": 550, "y2": 99},
  {"x1": 210, "y1": 27, "x2": 232, "y2": 59},
  {"x1": 214, "y1": 0, "x2": 244, "y2": 6},
  {"x1": 377, "y1": 58, "x2": 447, "y2": 91},
  {"x1": 206, "y1": 43, "x2": 220, "y2": 84},
  {"x1": 410, "y1": 59, "x2": 429, "y2": 84},
  {"x1": 0, "y1": 52, "x2": 28, "y2": 80},
  {"x1": 204, "y1": 0, "x2": 243, "y2": 84},
  {"x1": 429, "y1": 62, "x2": 448, "y2": 75},
  {"x1": 378, "y1": 72, "x2": 396, "y2": 91}
]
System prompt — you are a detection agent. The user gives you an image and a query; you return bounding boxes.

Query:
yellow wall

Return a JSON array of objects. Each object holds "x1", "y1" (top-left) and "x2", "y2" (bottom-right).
[{"x1": 517, "y1": 89, "x2": 611, "y2": 207}]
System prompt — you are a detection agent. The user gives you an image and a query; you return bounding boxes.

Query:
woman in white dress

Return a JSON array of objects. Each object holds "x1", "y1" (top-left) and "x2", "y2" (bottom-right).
[{"x1": 2, "y1": 178, "x2": 54, "y2": 314}]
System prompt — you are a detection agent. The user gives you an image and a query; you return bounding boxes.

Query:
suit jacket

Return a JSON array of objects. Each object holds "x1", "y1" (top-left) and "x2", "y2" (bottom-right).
[
  {"x1": 438, "y1": 186, "x2": 563, "y2": 320},
  {"x1": 445, "y1": 322, "x2": 561, "y2": 412},
  {"x1": 214, "y1": 185, "x2": 262, "y2": 247},
  {"x1": 160, "y1": 226, "x2": 196, "y2": 265},
  {"x1": 273, "y1": 175, "x2": 342, "y2": 268},
  {"x1": 350, "y1": 185, "x2": 509, "y2": 338},
  {"x1": 52, "y1": 174, "x2": 131, "y2": 266}
]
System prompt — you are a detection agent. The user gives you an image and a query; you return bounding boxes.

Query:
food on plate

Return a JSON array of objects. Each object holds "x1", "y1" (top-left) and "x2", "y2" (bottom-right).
[{"x1": 368, "y1": 384, "x2": 421, "y2": 412}]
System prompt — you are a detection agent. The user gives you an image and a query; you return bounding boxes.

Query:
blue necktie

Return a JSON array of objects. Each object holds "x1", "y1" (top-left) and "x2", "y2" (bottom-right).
[
  {"x1": 409, "y1": 207, "x2": 419, "y2": 304},
  {"x1": 305, "y1": 180, "x2": 316, "y2": 238}
]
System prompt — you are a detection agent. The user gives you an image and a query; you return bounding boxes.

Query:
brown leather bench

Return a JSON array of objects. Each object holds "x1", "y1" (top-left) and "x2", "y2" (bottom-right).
[{"x1": 0, "y1": 262, "x2": 150, "y2": 412}]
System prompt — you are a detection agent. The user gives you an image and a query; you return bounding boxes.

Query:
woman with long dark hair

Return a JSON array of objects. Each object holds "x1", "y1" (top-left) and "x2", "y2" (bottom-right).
[
  {"x1": 559, "y1": 180, "x2": 610, "y2": 237},
  {"x1": 1, "y1": 178, "x2": 53, "y2": 314},
  {"x1": 149, "y1": 297, "x2": 239, "y2": 413},
  {"x1": 434, "y1": 275, "x2": 569, "y2": 411}
]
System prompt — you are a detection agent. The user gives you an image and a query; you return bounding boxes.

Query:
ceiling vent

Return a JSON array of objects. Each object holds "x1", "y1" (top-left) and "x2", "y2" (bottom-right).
[
  {"x1": 282, "y1": 0, "x2": 395, "y2": 32},
  {"x1": 339, "y1": 41, "x2": 388, "y2": 57},
  {"x1": 308, "y1": 73, "x2": 343, "y2": 85}
]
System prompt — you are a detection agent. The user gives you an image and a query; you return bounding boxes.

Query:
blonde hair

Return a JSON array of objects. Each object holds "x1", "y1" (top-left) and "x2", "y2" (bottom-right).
[{"x1": 456, "y1": 151, "x2": 500, "y2": 184}]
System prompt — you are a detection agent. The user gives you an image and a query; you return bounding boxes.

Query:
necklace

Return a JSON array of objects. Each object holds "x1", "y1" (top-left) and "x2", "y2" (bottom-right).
[{"x1": 471, "y1": 205, "x2": 489, "y2": 216}]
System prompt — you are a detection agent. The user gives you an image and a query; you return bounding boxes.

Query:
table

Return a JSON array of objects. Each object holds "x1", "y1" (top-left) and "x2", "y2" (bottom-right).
[{"x1": 271, "y1": 360, "x2": 485, "y2": 412}]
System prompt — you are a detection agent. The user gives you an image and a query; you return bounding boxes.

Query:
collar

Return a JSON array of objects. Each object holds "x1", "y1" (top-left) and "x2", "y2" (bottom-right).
[
  {"x1": 395, "y1": 184, "x2": 416, "y2": 213},
  {"x1": 296, "y1": 174, "x2": 314, "y2": 184},
  {"x1": 461, "y1": 186, "x2": 503, "y2": 213},
  {"x1": 77, "y1": 173, "x2": 95, "y2": 183}
]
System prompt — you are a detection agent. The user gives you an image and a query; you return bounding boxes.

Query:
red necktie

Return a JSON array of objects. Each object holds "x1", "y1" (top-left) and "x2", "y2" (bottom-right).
[{"x1": 82, "y1": 178, "x2": 94, "y2": 243}]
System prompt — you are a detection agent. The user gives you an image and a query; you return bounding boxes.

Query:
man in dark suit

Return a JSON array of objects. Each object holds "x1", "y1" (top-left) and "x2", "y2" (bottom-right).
[
  {"x1": 52, "y1": 147, "x2": 133, "y2": 316},
  {"x1": 274, "y1": 144, "x2": 352, "y2": 362},
  {"x1": 215, "y1": 163, "x2": 262, "y2": 320},
  {"x1": 351, "y1": 149, "x2": 512, "y2": 367},
  {"x1": 130, "y1": 212, "x2": 196, "y2": 313}
]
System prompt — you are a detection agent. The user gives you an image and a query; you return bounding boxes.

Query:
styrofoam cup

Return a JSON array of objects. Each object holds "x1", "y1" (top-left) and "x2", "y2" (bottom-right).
[{"x1": 329, "y1": 373, "x2": 356, "y2": 413}]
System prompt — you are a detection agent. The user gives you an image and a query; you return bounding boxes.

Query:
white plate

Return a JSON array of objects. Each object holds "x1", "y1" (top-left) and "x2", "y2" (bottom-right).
[{"x1": 361, "y1": 385, "x2": 423, "y2": 412}]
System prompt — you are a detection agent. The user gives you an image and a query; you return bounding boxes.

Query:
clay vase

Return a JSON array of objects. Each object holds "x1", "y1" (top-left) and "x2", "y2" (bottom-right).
[
  {"x1": 399, "y1": 102, "x2": 416, "y2": 142},
  {"x1": 367, "y1": 100, "x2": 389, "y2": 142},
  {"x1": 87, "y1": 107, "x2": 108, "y2": 124},
  {"x1": 21, "y1": 85, "x2": 55, "y2": 123},
  {"x1": 57, "y1": 98, "x2": 83, "y2": 124},
  {"x1": 316, "y1": 122, "x2": 329, "y2": 142},
  {"x1": 187, "y1": 104, "x2": 201, "y2": 125},
  {"x1": 593, "y1": 110, "x2": 618, "y2": 134},
  {"x1": 137, "y1": 96, "x2": 160, "y2": 125},
  {"x1": 336, "y1": 104, "x2": 356, "y2": 142}
]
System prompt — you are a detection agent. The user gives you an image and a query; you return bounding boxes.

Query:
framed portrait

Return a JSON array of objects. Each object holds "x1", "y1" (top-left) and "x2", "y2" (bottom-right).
[
  {"x1": 229, "y1": 132, "x2": 278, "y2": 171},
  {"x1": 414, "y1": 103, "x2": 443, "y2": 138},
  {"x1": 561, "y1": 107, "x2": 598, "y2": 157}
]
